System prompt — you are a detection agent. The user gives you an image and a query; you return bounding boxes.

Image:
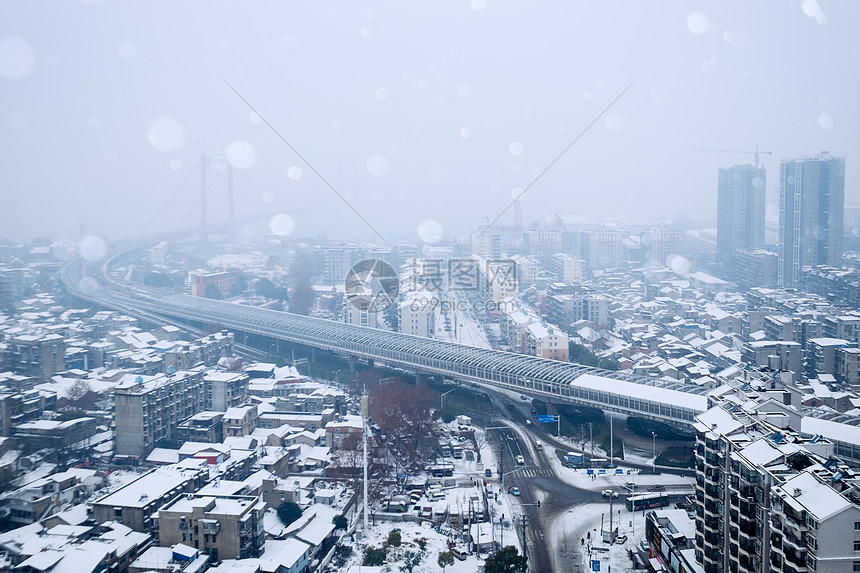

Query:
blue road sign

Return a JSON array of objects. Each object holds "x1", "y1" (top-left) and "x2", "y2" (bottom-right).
[
  {"x1": 538, "y1": 415, "x2": 556, "y2": 423},
  {"x1": 592, "y1": 559, "x2": 600, "y2": 571}
]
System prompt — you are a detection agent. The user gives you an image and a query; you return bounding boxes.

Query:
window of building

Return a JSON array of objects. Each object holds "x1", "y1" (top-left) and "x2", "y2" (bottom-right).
[
  {"x1": 854, "y1": 563, "x2": 860, "y2": 572},
  {"x1": 855, "y1": 541, "x2": 860, "y2": 551},
  {"x1": 856, "y1": 522, "x2": 860, "y2": 530}
]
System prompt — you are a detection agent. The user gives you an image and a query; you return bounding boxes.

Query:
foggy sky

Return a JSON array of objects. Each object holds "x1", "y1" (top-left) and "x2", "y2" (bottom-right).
[{"x1": 2, "y1": 1, "x2": 859, "y2": 246}]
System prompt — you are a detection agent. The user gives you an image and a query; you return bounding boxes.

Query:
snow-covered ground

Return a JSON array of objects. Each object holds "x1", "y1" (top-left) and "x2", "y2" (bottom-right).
[
  {"x1": 346, "y1": 415, "x2": 695, "y2": 571},
  {"x1": 337, "y1": 421, "x2": 526, "y2": 571},
  {"x1": 471, "y1": 419, "x2": 697, "y2": 572},
  {"x1": 543, "y1": 441, "x2": 695, "y2": 571},
  {"x1": 432, "y1": 294, "x2": 494, "y2": 350},
  {"x1": 341, "y1": 520, "x2": 508, "y2": 573},
  {"x1": 550, "y1": 500, "x2": 649, "y2": 572}
]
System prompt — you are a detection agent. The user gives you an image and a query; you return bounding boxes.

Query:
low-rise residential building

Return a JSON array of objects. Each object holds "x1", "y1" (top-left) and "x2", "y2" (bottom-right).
[
  {"x1": 0, "y1": 388, "x2": 57, "y2": 436},
  {"x1": 525, "y1": 322, "x2": 569, "y2": 361},
  {"x1": 644, "y1": 510, "x2": 699, "y2": 573},
  {"x1": 741, "y1": 340, "x2": 802, "y2": 378},
  {"x1": 397, "y1": 296, "x2": 435, "y2": 338},
  {"x1": 7, "y1": 334, "x2": 66, "y2": 380},
  {"x1": 176, "y1": 411, "x2": 225, "y2": 444},
  {"x1": 155, "y1": 494, "x2": 266, "y2": 561},
  {"x1": 222, "y1": 404, "x2": 258, "y2": 438},
  {"x1": 325, "y1": 415, "x2": 362, "y2": 451},
  {"x1": 90, "y1": 464, "x2": 209, "y2": 532},
  {"x1": 12, "y1": 417, "x2": 98, "y2": 452},
  {"x1": 204, "y1": 371, "x2": 249, "y2": 412}
]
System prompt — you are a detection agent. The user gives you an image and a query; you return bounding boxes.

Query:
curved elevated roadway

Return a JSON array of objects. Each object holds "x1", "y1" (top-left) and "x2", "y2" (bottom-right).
[{"x1": 62, "y1": 252, "x2": 708, "y2": 426}]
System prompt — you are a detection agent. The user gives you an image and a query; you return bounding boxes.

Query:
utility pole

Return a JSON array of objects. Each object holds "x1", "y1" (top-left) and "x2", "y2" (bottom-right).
[
  {"x1": 652, "y1": 431, "x2": 657, "y2": 474},
  {"x1": 200, "y1": 152, "x2": 207, "y2": 228},
  {"x1": 609, "y1": 492, "x2": 614, "y2": 542},
  {"x1": 588, "y1": 422, "x2": 594, "y2": 459},
  {"x1": 581, "y1": 424, "x2": 586, "y2": 451},
  {"x1": 520, "y1": 514, "x2": 528, "y2": 560},
  {"x1": 441, "y1": 389, "x2": 455, "y2": 415},
  {"x1": 361, "y1": 385, "x2": 369, "y2": 535},
  {"x1": 609, "y1": 415, "x2": 614, "y2": 468},
  {"x1": 631, "y1": 481, "x2": 636, "y2": 536}
]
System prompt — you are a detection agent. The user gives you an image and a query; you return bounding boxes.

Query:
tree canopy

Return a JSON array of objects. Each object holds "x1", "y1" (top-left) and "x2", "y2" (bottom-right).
[
  {"x1": 369, "y1": 380, "x2": 435, "y2": 465},
  {"x1": 483, "y1": 545, "x2": 527, "y2": 573},
  {"x1": 276, "y1": 501, "x2": 302, "y2": 526}
]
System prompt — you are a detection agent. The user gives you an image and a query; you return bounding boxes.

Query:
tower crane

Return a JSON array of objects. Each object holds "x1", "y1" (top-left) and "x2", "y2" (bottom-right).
[{"x1": 692, "y1": 144, "x2": 773, "y2": 168}]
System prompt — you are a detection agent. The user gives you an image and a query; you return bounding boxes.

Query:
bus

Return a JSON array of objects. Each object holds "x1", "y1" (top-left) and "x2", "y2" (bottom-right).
[
  {"x1": 426, "y1": 464, "x2": 454, "y2": 477},
  {"x1": 625, "y1": 493, "x2": 670, "y2": 512}
]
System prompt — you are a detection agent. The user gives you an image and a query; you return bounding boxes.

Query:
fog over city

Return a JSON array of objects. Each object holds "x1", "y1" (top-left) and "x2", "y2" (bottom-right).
[
  {"x1": 3, "y1": 1, "x2": 860, "y2": 243},
  {"x1": 9, "y1": 4, "x2": 860, "y2": 573}
]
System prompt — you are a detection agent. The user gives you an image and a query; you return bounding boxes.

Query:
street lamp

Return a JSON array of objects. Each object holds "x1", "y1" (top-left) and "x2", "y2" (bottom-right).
[
  {"x1": 441, "y1": 389, "x2": 455, "y2": 414},
  {"x1": 631, "y1": 480, "x2": 637, "y2": 535},
  {"x1": 484, "y1": 426, "x2": 507, "y2": 479},
  {"x1": 652, "y1": 431, "x2": 657, "y2": 474},
  {"x1": 500, "y1": 467, "x2": 528, "y2": 487}
]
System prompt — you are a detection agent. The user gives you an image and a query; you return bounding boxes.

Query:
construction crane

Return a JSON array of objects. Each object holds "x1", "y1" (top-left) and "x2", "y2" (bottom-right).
[{"x1": 692, "y1": 144, "x2": 773, "y2": 168}]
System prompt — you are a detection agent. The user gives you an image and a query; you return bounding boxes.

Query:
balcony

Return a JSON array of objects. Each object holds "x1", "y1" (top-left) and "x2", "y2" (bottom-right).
[
  {"x1": 200, "y1": 520, "x2": 221, "y2": 535},
  {"x1": 704, "y1": 531, "x2": 721, "y2": 548},
  {"x1": 770, "y1": 533, "x2": 782, "y2": 551},
  {"x1": 771, "y1": 553, "x2": 783, "y2": 569},
  {"x1": 738, "y1": 518, "x2": 757, "y2": 538},
  {"x1": 783, "y1": 532, "x2": 805, "y2": 552},
  {"x1": 784, "y1": 546, "x2": 807, "y2": 570},
  {"x1": 771, "y1": 516, "x2": 782, "y2": 531},
  {"x1": 704, "y1": 547, "x2": 721, "y2": 563}
]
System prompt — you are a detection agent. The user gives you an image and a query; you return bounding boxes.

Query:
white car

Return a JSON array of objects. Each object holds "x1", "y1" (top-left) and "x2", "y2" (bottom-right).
[
  {"x1": 602, "y1": 489, "x2": 619, "y2": 498},
  {"x1": 516, "y1": 455, "x2": 525, "y2": 465}
]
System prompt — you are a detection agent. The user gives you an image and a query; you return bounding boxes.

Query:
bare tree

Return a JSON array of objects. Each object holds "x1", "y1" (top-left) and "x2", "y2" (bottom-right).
[
  {"x1": 327, "y1": 433, "x2": 384, "y2": 514},
  {"x1": 67, "y1": 379, "x2": 91, "y2": 402},
  {"x1": 472, "y1": 431, "x2": 490, "y2": 463},
  {"x1": 369, "y1": 381, "x2": 436, "y2": 468}
]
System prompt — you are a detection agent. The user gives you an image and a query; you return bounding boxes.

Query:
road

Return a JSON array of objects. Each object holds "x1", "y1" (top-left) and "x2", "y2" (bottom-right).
[
  {"x1": 480, "y1": 386, "x2": 695, "y2": 572},
  {"x1": 487, "y1": 420, "x2": 604, "y2": 572}
]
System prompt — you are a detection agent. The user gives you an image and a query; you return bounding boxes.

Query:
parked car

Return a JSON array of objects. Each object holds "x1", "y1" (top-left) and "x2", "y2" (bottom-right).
[
  {"x1": 615, "y1": 534, "x2": 628, "y2": 544},
  {"x1": 516, "y1": 455, "x2": 525, "y2": 465},
  {"x1": 452, "y1": 548, "x2": 468, "y2": 561},
  {"x1": 520, "y1": 394, "x2": 529, "y2": 401},
  {"x1": 484, "y1": 468, "x2": 492, "y2": 477}
]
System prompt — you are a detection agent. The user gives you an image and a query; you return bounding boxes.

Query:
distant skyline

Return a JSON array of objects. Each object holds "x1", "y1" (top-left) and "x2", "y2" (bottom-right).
[{"x1": 2, "y1": 1, "x2": 860, "y2": 247}]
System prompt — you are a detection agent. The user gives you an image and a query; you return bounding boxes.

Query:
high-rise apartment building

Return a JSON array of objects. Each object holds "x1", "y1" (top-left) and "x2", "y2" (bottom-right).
[
  {"x1": 693, "y1": 393, "x2": 860, "y2": 573},
  {"x1": 114, "y1": 370, "x2": 205, "y2": 457},
  {"x1": 717, "y1": 164, "x2": 766, "y2": 264},
  {"x1": 778, "y1": 153, "x2": 845, "y2": 287}
]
